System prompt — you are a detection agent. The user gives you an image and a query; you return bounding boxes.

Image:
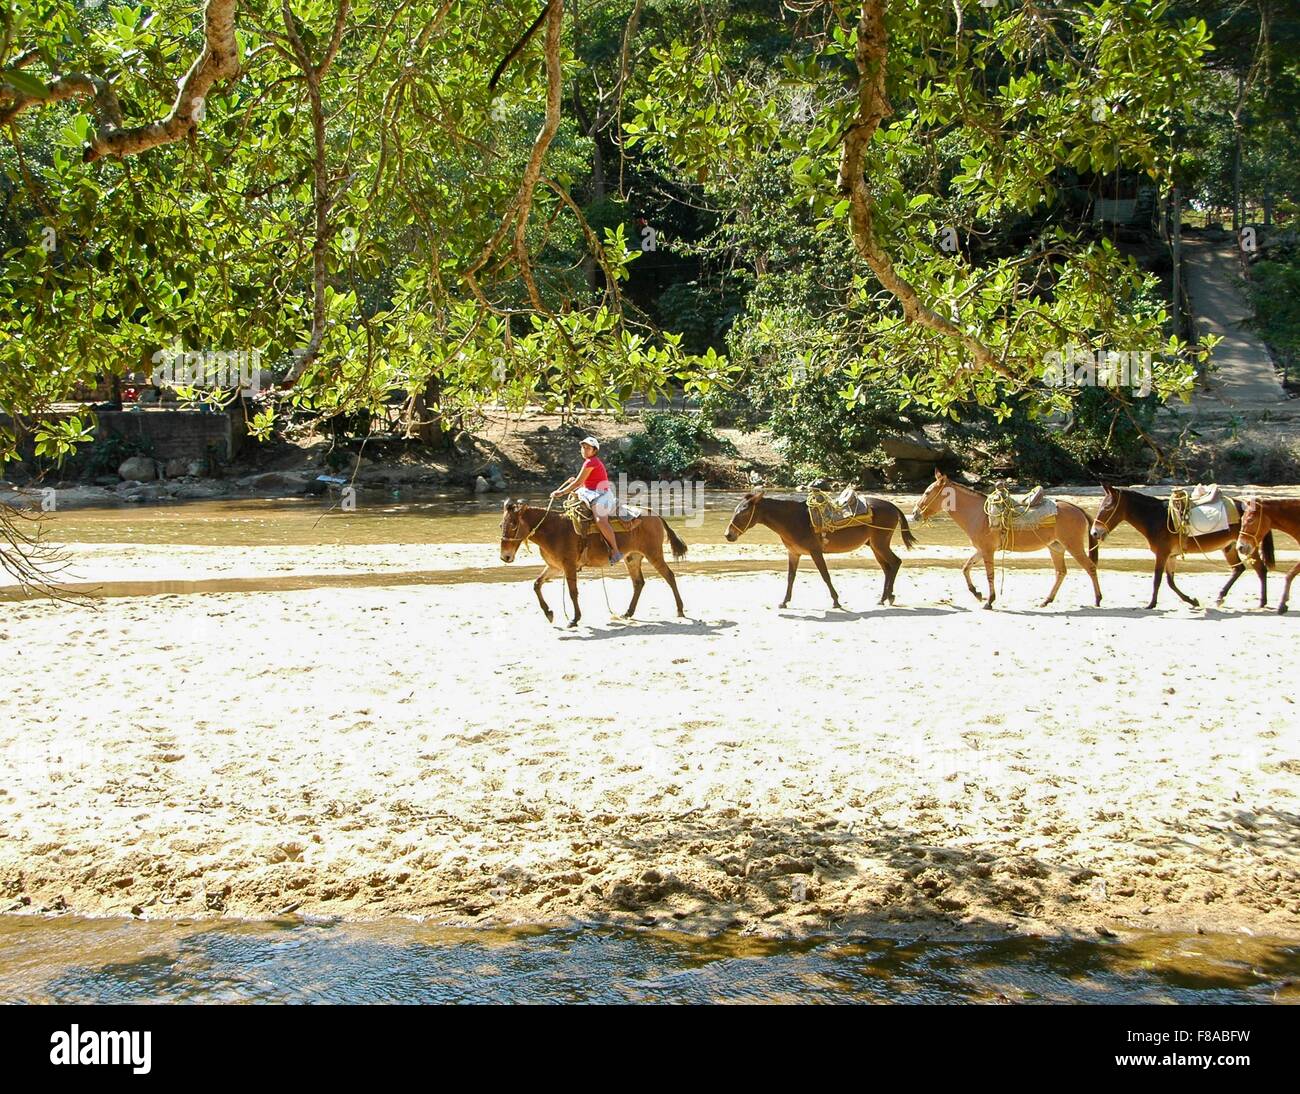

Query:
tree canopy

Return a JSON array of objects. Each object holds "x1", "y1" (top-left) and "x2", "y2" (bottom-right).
[{"x1": 1, "y1": 0, "x2": 1289, "y2": 470}]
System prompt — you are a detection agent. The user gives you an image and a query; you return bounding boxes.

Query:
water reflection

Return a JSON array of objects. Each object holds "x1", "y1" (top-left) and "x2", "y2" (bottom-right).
[{"x1": 3, "y1": 916, "x2": 1295, "y2": 1004}]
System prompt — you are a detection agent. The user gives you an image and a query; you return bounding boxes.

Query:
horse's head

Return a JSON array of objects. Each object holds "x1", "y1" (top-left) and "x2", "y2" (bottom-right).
[
  {"x1": 1092, "y1": 483, "x2": 1120, "y2": 542},
  {"x1": 1236, "y1": 496, "x2": 1263, "y2": 559},
  {"x1": 725, "y1": 489, "x2": 763, "y2": 542},
  {"x1": 499, "y1": 498, "x2": 528, "y2": 563},
  {"x1": 911, "y1": 469, "x2": 951, "y2": 522}
]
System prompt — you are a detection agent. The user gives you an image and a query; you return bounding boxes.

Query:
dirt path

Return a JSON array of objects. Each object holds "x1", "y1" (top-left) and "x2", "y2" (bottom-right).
[
  {"x1": 1185, "y1": 237, "x2": 1288, "y2": 410},
  {"x1": 1, "y1": 557, "x2": 1296, "y2": 941}
]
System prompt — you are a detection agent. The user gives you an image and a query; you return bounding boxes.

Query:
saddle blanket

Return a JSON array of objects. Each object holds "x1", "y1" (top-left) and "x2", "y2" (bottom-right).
[{"x1": 567, "y1": 500, "x2": 643, "y2": 535}]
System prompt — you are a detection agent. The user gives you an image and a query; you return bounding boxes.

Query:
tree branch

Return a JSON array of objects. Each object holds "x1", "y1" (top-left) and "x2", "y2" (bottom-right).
[{"x1": 838, "y1": 0, "x2": 1012, "y2": 380}]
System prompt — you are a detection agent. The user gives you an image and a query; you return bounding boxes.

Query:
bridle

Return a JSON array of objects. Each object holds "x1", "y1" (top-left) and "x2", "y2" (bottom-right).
[
  {"x1": 500, "y1": 497, "x2": 555, "y2": 549},
  {"x1": 727, "y1": 497, "x2": 760, "y2": 537},
  {"x1": 1236, "y1": 503, "x2": 1262, "y2": 554},
  {"x1": 1092, "y1": 493, "x2": 1120, "y2": 540}
]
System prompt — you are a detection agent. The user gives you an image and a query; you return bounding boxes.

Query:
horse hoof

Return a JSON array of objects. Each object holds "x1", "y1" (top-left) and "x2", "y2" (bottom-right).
[
  {"x1": 1191, "y1": 600, "x2": 1202, "y2": 610},
  {"x1": 544, "y1": 610, "x2": 554, "y2": 623},
  {"x1": 1279, "y1": 604, "x2": 1289, "y2": 615},
  {"x1": 983, "y1": 601, "x2": 994, "y2": 610}
]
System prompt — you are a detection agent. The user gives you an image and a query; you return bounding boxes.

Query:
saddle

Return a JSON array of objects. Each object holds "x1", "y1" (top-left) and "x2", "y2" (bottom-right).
[
  {"x1": 1169, "y1": 484, "x2": 1238, "y2": 536},
  {"x1": 985, "y1": 484, "x2": 1057, "y2": 535},
  {"x1": 807, "y1": 486, "x2": 876, "y2": 542},
  {"x1": 562, "y1": 495, "x2": 643, "y2": 537}
]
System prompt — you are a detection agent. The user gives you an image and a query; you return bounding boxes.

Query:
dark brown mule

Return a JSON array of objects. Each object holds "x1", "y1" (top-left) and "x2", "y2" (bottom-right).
[
  {"x1": 1091, "y1": 484, "x2": 1274, "y2": 610},
  {"x1": 1236, "y1": 497, "x2": 1300, "y2": 613},
  {"x1": 499, "y1": 499, "x2": 687, "y2": 626},
  {"x1": 723, "y1": 488, "x2": 916, "y2": 608}
]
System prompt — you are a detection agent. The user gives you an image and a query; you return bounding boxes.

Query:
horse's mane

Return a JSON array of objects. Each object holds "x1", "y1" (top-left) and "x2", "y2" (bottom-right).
[{"x1": 1113, "y1": 486, "x2": 1167, "y2": 515}]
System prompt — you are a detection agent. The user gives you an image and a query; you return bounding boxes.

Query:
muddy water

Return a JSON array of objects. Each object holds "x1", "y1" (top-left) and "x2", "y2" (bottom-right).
[
  {"x1": 4, "y1": 491, "x2": 1195, "y2": 604},
  {"x1": 1, "y1": 915, "x2": 1295, "y2": 1004},
  {"x1": 36, "y1": 490, "x2": 1139, "y2": 551}
]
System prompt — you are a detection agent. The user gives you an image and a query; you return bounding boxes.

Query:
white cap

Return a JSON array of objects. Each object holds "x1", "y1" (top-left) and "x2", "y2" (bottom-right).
[{"x1": 580, "y1": 436, "x2": 600, "y2": 450}]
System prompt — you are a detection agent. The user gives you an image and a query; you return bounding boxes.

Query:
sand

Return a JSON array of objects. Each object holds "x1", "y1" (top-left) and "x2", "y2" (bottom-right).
[{"x1": 1, "y1": 536, "x2": 1298, "y2": 941}]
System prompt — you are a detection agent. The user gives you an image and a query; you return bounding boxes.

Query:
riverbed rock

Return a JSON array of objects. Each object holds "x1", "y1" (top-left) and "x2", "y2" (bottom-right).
[
  {"x1": 474, "y1": 475, "x2": 492, "y2": 494},
  {"x1": 118, "y1": 482, "x2": 167, "y2": 503},
  {"x1": 171, "y1": 481, "x2": 230, "y2": 500},
  {"x1": 162, "y1": 457, "x2": 190, "y2": 479},
  {"x1": 117, "y1": 456, "x2": 157, "y2": 482},
  {"x1": 238, "y1": 471, "x2": 313, "y2": 495},
  {"x1": 881, "y1": 430, "x2": 947, "y2": 463}
]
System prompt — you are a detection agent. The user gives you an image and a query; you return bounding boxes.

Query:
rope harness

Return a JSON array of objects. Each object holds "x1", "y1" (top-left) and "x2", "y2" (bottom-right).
[{"x1": 804, "y1": 487, "x2": 895, "y2": 541}]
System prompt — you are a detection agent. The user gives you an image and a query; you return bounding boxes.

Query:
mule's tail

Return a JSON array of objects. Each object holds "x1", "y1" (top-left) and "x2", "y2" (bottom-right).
[
  {"x1": 663, "y1": 519, "x2": 688, "y2": 561},
  {"x1": 1263, "y1": 530, "x2": 1276, "y2": 569},
  {"x1": 895, "y1": 505, "x2": 917, "y2": 550}
]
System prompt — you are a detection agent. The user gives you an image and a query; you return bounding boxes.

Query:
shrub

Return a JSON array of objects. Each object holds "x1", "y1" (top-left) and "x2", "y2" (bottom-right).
[{"x1": 621, "y1": 412, "x2": 735, "y2": 479}]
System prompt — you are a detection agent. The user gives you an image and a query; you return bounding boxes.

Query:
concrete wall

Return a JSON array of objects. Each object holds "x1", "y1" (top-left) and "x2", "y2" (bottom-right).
[
  {"x1": 96, "y1": 406, "x2": 246, "y2": 461},
  {"x1": 3, "y1": 403, "x2": 247, "y2": 463}
]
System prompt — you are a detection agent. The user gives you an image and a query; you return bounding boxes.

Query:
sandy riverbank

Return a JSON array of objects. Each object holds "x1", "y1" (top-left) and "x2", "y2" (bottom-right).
[{"x1": 1, "y1": 553, "x2": 1297, "y2": 941}]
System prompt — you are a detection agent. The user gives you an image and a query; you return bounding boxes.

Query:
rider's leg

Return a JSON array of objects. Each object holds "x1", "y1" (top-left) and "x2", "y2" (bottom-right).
[{"x1": 595, "y1": 514, "x2": 619, "y2": 554}]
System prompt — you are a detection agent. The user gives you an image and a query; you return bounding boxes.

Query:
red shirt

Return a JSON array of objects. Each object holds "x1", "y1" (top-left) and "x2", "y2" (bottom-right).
[{"x1": 580, "y1": 456, "x2": 610, "y2": 491}]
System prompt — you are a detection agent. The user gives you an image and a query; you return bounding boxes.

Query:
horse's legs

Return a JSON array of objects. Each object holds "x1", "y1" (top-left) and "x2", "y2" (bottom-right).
[
  {"x1": 982, "y1": 551, "x2": 997, "y2": 609},
  {"x1": 1163, "y1": 555, "x2": 1201, "y2": 609},
  {"x1": 961, "y1": 551, "x2": 982, "y2": 601},
  {"x1": 1274, "y1": 563, "x2": 1294, "y2": 613},
  {"x1": 647, "y1": 550, "x2": 686, "y2": 617},
  {"x1": 565, "y1": 565, "x2": 581, "y2": 627},
  {"x1": 780, "y1": 552, "x2": 799, "y2": 608},
  {"x1": 623, "y1": 555, "x2": 646, "y2": 618},
  {"x1": 869, "y1": 535, "x2": 901, "y2": 605},
  {"x1": 1041, "y1": 544, "x2": 1067, "y2": 607},
  {"x1": 1147, "y1": 554, "x2": 1166, "y2": 609},
  {"x1": 809, "y1": 548, "x2": 841, "y2": 609},
  {"x1": 1253, "y1": 556, "x2": 1269, "y2": 609},
  {"x1": 1062, "y1": 535, "x2": 1102, "y2": 606},
  {"x1": 533, "y1": 565, "x2": 558, "y2": 623},
  {"x1": 1215, "y1": 545, "x2": 1247, "y2": 606}
]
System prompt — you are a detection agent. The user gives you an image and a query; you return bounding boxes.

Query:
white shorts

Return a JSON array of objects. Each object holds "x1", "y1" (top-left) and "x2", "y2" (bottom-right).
[{"x1": 576, "y1": 486, "x2": 617, "y2": 517}]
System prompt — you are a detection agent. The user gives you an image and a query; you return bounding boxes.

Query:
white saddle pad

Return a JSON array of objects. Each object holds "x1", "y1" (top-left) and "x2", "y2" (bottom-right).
[{"x1": 1188, "y1": 500, "x2": 1230, "y2": 535}]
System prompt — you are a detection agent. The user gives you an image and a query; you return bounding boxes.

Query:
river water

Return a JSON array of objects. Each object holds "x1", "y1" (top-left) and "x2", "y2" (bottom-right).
[{"x1": 2, "y1": 915, "x2": 1296, "y2": 1004}]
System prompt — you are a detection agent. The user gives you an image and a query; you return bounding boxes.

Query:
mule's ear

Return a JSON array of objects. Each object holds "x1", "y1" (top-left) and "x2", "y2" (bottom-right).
[
  {"x1": 1101, "y1": 482, "x2": 1113, "y2": 496},
  {"x1": 752, "y1": 487, "x2": 764, "y2": 499},
  {"x1": 933, "y1": 467, "x2": 944, "y2": 480}
]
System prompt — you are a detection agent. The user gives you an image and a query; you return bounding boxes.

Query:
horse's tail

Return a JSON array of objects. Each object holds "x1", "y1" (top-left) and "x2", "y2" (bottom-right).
[
  {"x1": 1263, "y1": 530, "x2": 1276, "y2": 569},
  {"x1": 662, "y1": 519, "x2": 688, "y2": 561},
  {"x1": 895, "y1": 505, "x2": 917, "y2": 550}
]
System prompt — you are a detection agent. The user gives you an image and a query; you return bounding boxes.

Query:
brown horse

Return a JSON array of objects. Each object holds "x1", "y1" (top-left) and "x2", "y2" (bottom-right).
[
  {"x1": 499, "y1": 499, "x2": 687, "y2": 626},
  {"x1": 910, "y1": 471, "x2": 1101, "y2": 609},
  {"x1": 1236, "y1": 497, "x2": 1299, "y2": 613},
  {"x1": 1091, "y1": 484, "x2": 1273, "y2": 610},
  {"x1": 723, "y1": 488, "x2": 916, "y2": 608}
]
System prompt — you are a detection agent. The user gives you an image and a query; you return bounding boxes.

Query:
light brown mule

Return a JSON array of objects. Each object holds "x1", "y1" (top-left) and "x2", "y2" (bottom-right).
[
  {"x1": 1236, "y1": 497, "x2": 1298, "y2": 613},
  {"x1": 723, "y1": 488, "x2": 916, "y2": 608},
  {"x1": 910, "y1": 471, "x2": 1101, "y2": 609},
  {"x1": 499, "y1": 499, "x2": 686, "y2": 627}
]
